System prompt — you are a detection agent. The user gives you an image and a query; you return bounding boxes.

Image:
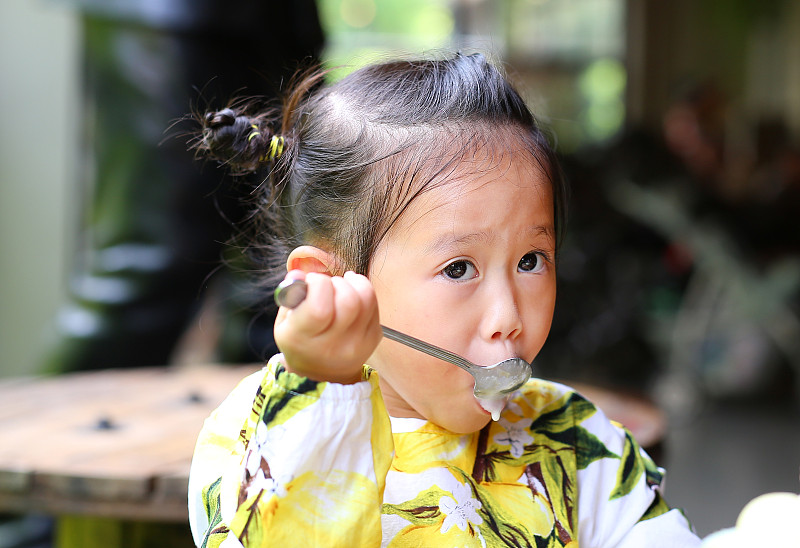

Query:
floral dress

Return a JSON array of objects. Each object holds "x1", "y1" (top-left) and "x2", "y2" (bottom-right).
[{"x1": 188, "y1": 356, "x2": 700, "y2": 547}]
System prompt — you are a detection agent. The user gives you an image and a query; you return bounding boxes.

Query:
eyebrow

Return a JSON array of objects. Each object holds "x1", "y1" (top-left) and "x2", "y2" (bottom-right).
[{"x1": 424, "y1": 225, "x2": 554, "y2": 255}]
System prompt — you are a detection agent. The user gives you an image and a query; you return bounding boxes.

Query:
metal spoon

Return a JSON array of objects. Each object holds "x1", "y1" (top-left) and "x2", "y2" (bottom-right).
[{"x1": 274, "y1": 278, "x2": 532, "y2": 397}]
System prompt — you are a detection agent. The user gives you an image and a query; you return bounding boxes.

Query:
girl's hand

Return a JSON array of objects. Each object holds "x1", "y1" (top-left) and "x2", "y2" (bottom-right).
[{"x1": 274, "y1": 270, "x2": 382, "y2": 384}]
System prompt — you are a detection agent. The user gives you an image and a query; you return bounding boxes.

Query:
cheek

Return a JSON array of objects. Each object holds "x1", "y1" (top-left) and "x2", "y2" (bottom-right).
[
  {"x1": 369, "y1": 340, "x2": 422, "y2": 388},
  {"x1": 523, "y1": 281, "x2": 557, "y2": 346},
  {"x1": 376, "y1": 290, "x2": 453, "y2": 350},
  {"x1": 370, "y1": 341, "x2": 473, "y2": 391},
  {"x1": 536, "y1": 291, "x2": 557, "y2": 332}
]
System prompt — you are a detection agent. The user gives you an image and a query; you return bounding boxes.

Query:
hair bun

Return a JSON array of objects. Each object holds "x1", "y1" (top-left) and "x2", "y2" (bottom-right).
[
  {"x1": 199, "y1": 107, "x2": 275, "y2": 174},
  {"x1": 204, "y1": 108, "x2": 237, "y2": 129}
]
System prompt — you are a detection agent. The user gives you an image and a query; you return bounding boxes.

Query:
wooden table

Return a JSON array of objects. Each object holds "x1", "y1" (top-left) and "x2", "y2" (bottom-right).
[
  {"x1": 0, "y1": 364, "x2": 261, "y2": 547},
  {"x1": 0, "y1": 366, "x2": 665, "y2": 546}
]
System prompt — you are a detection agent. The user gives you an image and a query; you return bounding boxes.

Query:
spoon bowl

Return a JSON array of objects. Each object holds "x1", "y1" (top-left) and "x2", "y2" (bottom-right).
[
  {"x1": 274, "y1": 278, "x2": 533, "y2": 398},
  {"x1": 470, "y1": 358, "x2": 531, "y2": 397}
]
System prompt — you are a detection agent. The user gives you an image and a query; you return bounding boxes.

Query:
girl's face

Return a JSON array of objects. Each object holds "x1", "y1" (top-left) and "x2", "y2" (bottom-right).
[{"x1": 367, "y1": 147, "x2": 557, "y2": 434}]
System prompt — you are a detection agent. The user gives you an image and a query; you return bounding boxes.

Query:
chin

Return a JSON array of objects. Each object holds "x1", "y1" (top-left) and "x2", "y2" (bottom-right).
[{"x1": 434, "y1": 410, "x2": 492, "y2": 435}]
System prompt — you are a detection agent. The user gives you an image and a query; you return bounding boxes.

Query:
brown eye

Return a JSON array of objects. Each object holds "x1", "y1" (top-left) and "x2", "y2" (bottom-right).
[
  {"x1": 442, "y1": 260, "x2": 476, "y2": 280},
  {"x1": 518, "y1": 252, "x2": 544, "y2": 273}
]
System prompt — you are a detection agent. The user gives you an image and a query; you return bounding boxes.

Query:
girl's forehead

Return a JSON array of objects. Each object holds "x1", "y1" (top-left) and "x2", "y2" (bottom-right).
[
  {"x1": 408, "y1": 136, "x2": 551, "y2": 200},
  {"x1": 377, "y1": 168, "x2": 555, "y2": 266},
  {"x1": 374, "y1": 124, "x2": 555, "y2": 243},
  {"x1": 397, "y1": 153, "x2": 554, "y2": 227}
]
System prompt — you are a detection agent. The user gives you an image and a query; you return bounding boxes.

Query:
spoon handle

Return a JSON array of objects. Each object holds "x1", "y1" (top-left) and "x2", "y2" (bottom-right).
[
  {"x1": 274, "y1": 278, "x2": 477, "y2": 372},
  {"x1": 380, "y1": 326, "x2": 476, "y2": 372}
]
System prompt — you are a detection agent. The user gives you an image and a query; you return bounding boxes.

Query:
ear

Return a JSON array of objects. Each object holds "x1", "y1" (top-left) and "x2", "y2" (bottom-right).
[{"x1": 286, "y1": 245, "x2": 339, "y2": 276}]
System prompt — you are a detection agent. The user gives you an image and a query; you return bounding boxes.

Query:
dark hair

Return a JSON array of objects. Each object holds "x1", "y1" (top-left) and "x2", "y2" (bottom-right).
[{"x1": 196, "y1": 52, "x2": 567, "y2": 289}]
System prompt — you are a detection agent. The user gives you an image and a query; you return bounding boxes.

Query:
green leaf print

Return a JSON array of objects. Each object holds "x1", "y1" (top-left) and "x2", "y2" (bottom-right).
[
  {"x1": 644, "y1": 452, "x2": 664, "y2": 488},
  {"x1": 609, "y1": 430, "x2": 645, "y2": 500},
  {"x1": 572, "y1": 425, "x2": 619, "y2": 469},
  {"x1": 523, "y1": 391, "x2": 618, "y2": 474},
  {"x1": 534, "y1": 393, "x2": 597, "y2": 435},
  {"x1": 382, "y1": 487, "x2": 445, "y2": 525},
  {"x1": 200, "y1": 477, "x2": 229, "y2": 548},
  {"x1": 539, "y1": 425, "x2": 618, "y2": 471},
  {"x1": 202, "y1": 477, "x2": 223, "y2": 529},
  {"x1": 260, "y1": 367, "x2": 326, "y2": 427},
  {"x1": 640, "y1": 491, "x2": 671, "y2": 522}
]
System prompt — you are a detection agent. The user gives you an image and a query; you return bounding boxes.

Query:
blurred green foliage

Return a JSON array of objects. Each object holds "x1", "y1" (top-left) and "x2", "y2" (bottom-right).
[
  {"x1": 318, "y1": 0, "x2": 454, "y2": 80},
  {"x1": 316, "y1": 0, "x2": 627, "y2": 149}
]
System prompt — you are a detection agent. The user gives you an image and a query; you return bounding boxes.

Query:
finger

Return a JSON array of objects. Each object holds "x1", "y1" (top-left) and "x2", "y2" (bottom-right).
[
  {"x1": 293, "y1": 272, "x2": 336, "y2": 335},
  {"x1": 284, "y1": 269, "x2": 307, "y2": 285},
  {"x1": 343, "y1": 271, "x2": 374, "y2": 305},
  {"x1": 343, "y1": 271, "x2": 382, "y2": 346},
  {"x1": 342, "y1": 271, "x2": 378, "y2": 321},
  {"x1": 329, "y1": 274, "x2": 364, "y2": 331}
]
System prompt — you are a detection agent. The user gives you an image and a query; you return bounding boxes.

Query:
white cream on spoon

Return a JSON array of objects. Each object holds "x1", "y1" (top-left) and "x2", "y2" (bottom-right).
[{"x1": 476, "y1": 395, "x2": 509, "y2": 421}]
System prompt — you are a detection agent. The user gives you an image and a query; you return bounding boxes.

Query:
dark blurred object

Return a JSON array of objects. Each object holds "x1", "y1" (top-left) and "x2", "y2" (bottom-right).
[
  {"x1": 543, "y1": 80, "x2": 800, "y2": 413},
  {"x1": 541, "y1": 127, "x2": 689, "y2": 390},
  {"x1": 9, "y1": 2, "x2": 322, "y2": 546},
  {"x1": 0, "y1": 514, "x2": 53, "y2": 548},
  {"x1": 41, "y1": 0, "x2": 324, "y2": 372}
]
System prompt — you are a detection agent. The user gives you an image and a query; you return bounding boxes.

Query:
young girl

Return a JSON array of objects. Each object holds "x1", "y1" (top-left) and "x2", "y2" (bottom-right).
[{"x1": 188, "y1": 53, "x2": 701, "y2": 547}]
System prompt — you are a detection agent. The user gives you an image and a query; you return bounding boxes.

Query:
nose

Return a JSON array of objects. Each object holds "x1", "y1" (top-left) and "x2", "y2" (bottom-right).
[{"x1": 479, "y1": 278, "x2": 523, "y2": 343}]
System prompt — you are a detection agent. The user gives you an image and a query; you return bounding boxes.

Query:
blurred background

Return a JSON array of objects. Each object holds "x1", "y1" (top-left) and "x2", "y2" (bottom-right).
[{"x1": 1, "y1": 0, "x2": 799, "y2": 540}]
